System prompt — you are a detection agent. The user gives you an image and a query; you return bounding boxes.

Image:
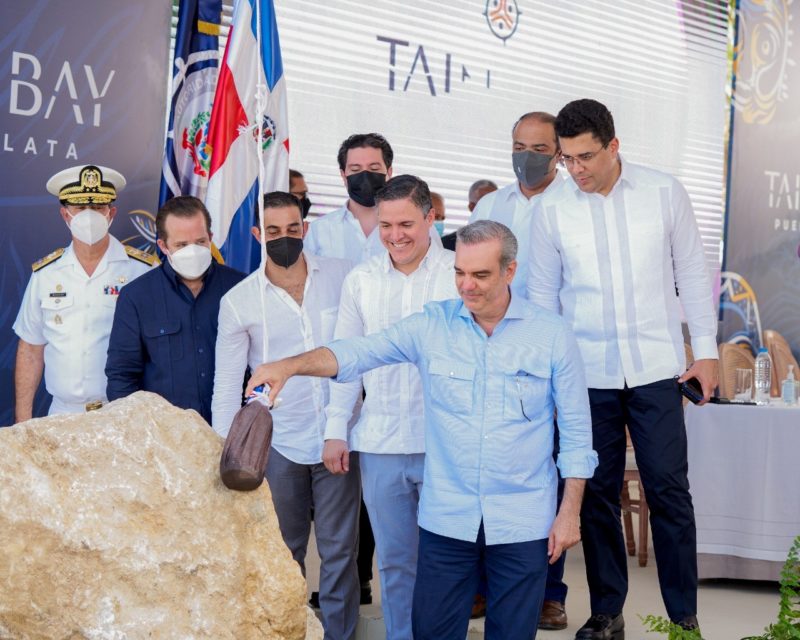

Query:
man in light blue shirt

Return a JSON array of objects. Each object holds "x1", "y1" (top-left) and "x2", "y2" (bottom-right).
[{"x1": 246, "y1": 220, "x2": 597, "y2": 640}]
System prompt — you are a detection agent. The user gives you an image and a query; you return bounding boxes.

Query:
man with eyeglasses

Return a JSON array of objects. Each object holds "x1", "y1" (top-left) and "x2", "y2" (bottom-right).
[
  {"x1": 245, "y1": 219, "x2": 597, "y2": 640},
  {"x1": 528, "y1": 98, "x2": 719, "y2": 638},
  {"x1": 469, "y1": 111, "x2": 563, "y2": 299}
]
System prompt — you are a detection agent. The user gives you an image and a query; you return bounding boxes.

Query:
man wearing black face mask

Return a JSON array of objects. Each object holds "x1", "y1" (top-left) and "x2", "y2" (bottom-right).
[
  {"x1": 290, "y1": 168, "x2": 312, "y2": 218},
  {"x1": 211, "y1": 191, "x2": 360, "y2": 640},
  {"x1": 470, "y1": 112, "x2": 562, "y2": 300},
  {"x1": 305, "y1": 132, "x2": 441, "y2": 265}
]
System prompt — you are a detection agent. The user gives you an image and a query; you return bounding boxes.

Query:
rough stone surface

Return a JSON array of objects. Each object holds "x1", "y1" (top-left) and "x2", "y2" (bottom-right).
[{"x1": 0, "y1": 392, "x2": 317, "y2": 640}]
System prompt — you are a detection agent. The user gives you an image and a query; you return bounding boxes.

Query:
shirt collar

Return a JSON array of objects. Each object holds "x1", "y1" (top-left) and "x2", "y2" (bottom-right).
[
  {"x1": 106, "y1": 236, "x2": 129, "y2": 262},
  {"x1": 512, "y1": 169, "x2": 562, "y2": 202},
  {"x1": 260, "y1": 251, "x2": 317, "y2": 288},
  {"x1": 456, "y1": 287, "x2": 523, "y2": 321},
  {"x1": 161, "y1": 251, "x2": 216, "y2": 288},
  {"x1": 381, "y1": 237, "x2": 440, "y2": 274},
  {"x1": 60, "y1": 235, "x2": 125, "y2": 270},
  {"x1": 616, "y1": 154, "x2": 636, "y2": 188},
  {"x1": 569, "y1": 155, "x2": 631, "y2": 195}
]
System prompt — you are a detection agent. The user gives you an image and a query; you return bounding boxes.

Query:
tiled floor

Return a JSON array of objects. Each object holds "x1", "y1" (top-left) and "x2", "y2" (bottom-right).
[{"x1": 305, "y1": 518, "x2": 781, "y2": 640}]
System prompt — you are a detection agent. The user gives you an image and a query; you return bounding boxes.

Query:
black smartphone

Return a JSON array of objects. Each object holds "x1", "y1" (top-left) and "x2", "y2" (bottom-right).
[{"x1": 676, "y1": 376, "x2": 704, "y2": 404}]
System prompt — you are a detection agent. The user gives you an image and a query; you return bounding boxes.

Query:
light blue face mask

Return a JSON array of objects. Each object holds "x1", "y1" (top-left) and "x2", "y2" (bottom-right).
[{"x1": 434, "y1": 221, "x2": 445, "y2": 237}]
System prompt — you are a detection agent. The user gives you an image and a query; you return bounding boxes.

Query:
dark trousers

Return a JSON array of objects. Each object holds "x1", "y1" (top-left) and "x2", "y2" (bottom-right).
[
  {"x1": 266, "y1": 448, "x2": 361, "y2": 640},
  {"x1": 544, "y1": 471, "x2": 568, "y2": 602},
  {"x1": 582, "y1": 378, "x2": 697, "y2": 621},
  {"x1": 477, "y1": 425, "x2": 567, "y2": 605},
  {"x1": 412, "y1": 524, "x2": 548, "y2": 640},
  {"x1": 545, "y1": 425, "x2": 568, "y2": 602}
]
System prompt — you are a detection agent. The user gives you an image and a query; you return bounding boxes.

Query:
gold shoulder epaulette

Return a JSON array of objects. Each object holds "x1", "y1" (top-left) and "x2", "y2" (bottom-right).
[
  {"x1": 125, "y1": 245, "x2": 160, "y2": 266},
  {"x1": 32, "y1": 248, "x2": 65, "y2": 272}
]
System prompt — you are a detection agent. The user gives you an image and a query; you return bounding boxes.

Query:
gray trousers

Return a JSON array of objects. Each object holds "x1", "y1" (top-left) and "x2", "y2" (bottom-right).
[{"x1": 266, "y1": 447, "x2": 361, "y2": 640}]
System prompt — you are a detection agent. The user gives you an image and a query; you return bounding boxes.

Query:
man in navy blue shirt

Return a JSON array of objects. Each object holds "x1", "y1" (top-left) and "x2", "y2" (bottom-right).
[{"x1": 105, "y1": 196, "x2": 244, "y2": 423}]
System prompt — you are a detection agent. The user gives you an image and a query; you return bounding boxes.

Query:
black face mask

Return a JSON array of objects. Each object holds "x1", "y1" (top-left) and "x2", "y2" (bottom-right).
[
  {"x1": 299, "y1": 196, "x2": 312, "y2": 219},
  {"x1": 346, "y1": 171, "x2": 386, "y2": 207},
  {"x1": 266, "y1": 236, "x2": 303, "y2": 268}
]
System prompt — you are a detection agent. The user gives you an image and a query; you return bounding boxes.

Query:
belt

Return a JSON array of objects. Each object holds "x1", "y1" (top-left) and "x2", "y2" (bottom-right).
[{"x1": 49, "y1": 398, "x2": 106, "y2": 415}]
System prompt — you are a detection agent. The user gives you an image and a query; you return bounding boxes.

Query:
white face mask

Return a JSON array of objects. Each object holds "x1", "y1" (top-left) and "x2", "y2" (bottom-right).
[
  {"x1": 167, "y1": 244, "x2": 212, "y2": 280},
  {"x1": 67, "y1": 209, "x2": 110, "y2": 245}
]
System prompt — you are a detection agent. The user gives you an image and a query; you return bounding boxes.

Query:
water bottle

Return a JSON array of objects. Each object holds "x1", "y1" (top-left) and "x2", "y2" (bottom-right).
[
  {"x1": 782, "y1": 364, "x2": 797, "y2": 406},
  {"x1": 754, "y1": 347, "x2": 772, "y2": 404}
]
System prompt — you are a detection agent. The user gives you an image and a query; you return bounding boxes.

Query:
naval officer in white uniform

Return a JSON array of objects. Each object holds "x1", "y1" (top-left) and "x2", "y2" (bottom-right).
[{"x1": 13, "y1": 164, "x2": 155, "y2": 422}]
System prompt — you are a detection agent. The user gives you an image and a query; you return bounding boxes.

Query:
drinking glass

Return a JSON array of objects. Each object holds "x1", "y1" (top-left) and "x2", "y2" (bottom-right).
[{"x1": 734, "y1": 368, "x2": 753, "y2": 402}]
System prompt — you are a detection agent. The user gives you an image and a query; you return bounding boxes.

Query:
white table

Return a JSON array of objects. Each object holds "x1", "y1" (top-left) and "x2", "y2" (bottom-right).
[{"x1": 685, "y1": 401, "x2": 800, "y2": 581}]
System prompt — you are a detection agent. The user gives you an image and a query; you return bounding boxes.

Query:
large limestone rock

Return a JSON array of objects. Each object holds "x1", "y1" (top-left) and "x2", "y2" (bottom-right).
[{"x1": 0, "y1": 392, "x2": 322, "y2": 640}]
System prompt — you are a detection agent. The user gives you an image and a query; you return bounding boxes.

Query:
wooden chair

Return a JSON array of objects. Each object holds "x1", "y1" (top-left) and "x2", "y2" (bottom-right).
[
  {"x1": 718, "y1": 343, "x2": 755, "y2": 399},
  {"x1": 621, "y1": 428, "x2": 649, "y2": 567},
  {"x1": 763, "y1": 330, "x2": 800, "y2": 397}
]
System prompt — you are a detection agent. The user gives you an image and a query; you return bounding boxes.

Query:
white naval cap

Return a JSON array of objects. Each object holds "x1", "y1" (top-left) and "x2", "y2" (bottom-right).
[{"x1": 46, "y1": 164, "x2": 127, "y2": 205}]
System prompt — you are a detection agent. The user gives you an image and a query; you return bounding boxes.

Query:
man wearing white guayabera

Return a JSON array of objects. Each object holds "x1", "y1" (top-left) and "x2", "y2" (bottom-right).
[{"x1": 322, "y1": 175, "x2": 457, "y2": 640}]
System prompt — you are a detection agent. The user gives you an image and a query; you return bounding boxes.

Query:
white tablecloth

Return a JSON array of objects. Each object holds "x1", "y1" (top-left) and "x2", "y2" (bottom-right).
[{"x1": 686, "y1": 401, "x2": 800, "y2": 579}]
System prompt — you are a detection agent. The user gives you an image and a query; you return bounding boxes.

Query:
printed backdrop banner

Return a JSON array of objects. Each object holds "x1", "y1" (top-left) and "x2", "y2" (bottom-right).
[
  {"x1": 720, "y1": 0, "x2": 800, "y2": 358},
  {"x1": 0, "y1": 0, "x2": 171, "y2": 423}
]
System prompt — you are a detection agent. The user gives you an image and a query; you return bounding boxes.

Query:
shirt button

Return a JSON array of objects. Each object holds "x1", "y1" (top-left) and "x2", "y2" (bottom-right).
[
  {"x1": 200, "y1": 372, "x2": 206, "y2": 378},
  {"x1": 160, "y1": 329, "x2": 165, "y2": 334},
  {"x1": 449, "y1": 371, "x2": 454, "y2": 376},
  {"x1": 198, "y1": 348, "x2": 204, "y2": 353}
]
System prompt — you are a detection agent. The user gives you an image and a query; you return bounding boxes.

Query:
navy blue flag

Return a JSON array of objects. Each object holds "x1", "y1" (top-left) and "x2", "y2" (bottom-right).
[{"x1": 159, "y1": 0, "x2": 223, "y2": 209}]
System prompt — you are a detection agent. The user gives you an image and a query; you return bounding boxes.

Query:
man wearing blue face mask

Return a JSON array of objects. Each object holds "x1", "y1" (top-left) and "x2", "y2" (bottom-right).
[
  {"x1": 13, "y1": 165, "x2": 156, "y2": 422},
  {"x1": 105, "y1": 196, "x2": 244, "y2": 423},
  {"x1": 470, "y1": 112, "x2": 563, "y2": 300}
]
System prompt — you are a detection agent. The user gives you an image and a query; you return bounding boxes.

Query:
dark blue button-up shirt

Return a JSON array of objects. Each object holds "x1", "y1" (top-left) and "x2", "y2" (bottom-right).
[{"x1": 105, "y1": 259, "x2": 245, "y2": 423}]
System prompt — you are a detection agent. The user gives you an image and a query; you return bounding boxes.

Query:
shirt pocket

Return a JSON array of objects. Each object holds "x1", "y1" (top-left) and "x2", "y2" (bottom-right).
[
  {"x1": 318, "y1": 306, "x2": 339, "y2": 343},
  {"x1": 428, "y1": 358, "x2": 475, "y2": 415},
  {"x1": 142, "y1": 319, "x2": 183, "y2": 363},
  {"x1": 503, "y1": 371, "x2": 550, "y2": 421},
  {"x1": 40, "y1": 295, "x2": 74, "y2": 328}
]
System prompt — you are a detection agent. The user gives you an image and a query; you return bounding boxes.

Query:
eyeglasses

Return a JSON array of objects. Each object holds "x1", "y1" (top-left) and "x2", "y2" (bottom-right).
[{"x1": 560, "y1": 143, "x2": 608, "y2": 168}]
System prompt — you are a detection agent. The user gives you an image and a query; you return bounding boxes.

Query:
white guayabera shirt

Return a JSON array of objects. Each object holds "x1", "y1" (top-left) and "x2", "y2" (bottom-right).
[
  {"x1": 324, "y1": 241, "x2": 457, "y2": 453},
  {"x1": 305, "y1": 203, "x2": 442, "y2": 265},
  {"x1": 528, "y1": 157, "x2": 718, "y2": 389}
]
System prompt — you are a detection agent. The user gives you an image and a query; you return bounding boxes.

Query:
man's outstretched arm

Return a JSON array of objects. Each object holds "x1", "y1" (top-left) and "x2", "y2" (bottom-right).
[{"x1": 245, "y1": 346, "x2": 339, "y2": 404}]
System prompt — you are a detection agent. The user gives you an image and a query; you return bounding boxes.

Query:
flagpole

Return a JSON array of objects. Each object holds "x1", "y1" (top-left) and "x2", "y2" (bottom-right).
[{"x1": 254, "y1": 0, "x2": 270, "y2": 366}]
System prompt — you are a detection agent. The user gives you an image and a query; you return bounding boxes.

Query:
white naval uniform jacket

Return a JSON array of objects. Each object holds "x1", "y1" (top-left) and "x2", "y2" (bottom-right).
[{"x1": 13, "y1": 236, "x2": 154, "y2": 414}]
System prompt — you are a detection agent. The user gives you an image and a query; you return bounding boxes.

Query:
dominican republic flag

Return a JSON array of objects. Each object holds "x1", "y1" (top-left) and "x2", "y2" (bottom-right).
[
  {"x1": 205, "y1": 0, "x2": 290, "y2": 273},
  {"x1": 159, "y1": 0, "x2": 222, "y2": 208}
]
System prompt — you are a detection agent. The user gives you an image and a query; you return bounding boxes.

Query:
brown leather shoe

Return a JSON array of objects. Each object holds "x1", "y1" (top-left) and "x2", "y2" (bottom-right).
[
  {"x1": 470, "y1": 593, "x2": 487, "y2": 619},
  {"x1": 538, "y1": 599, "x2": 568, "y2": 630}
]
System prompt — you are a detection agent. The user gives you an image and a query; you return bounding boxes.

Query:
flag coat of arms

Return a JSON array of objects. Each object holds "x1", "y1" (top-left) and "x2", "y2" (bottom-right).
[
  {"x1": 160, "y1": 0, "x2": 223, "y2": 206},
  {"x1": 205, "y1": 0, "x2": 289, "y2": 273}
]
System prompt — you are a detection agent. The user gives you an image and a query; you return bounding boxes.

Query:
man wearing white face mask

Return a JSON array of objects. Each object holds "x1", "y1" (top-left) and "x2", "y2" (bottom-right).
[
  {"x1": 13, "y1": 164, "x2": 156, "y2": 422},
  {"x1": 105, "y1": 196, "x2": 244, "y2": 423}
]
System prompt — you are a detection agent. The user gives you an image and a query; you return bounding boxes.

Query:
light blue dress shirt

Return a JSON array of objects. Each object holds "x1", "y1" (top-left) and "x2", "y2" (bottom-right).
[{"x1": 328, "y1": 294, "x2": 597, "y2": 545}]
